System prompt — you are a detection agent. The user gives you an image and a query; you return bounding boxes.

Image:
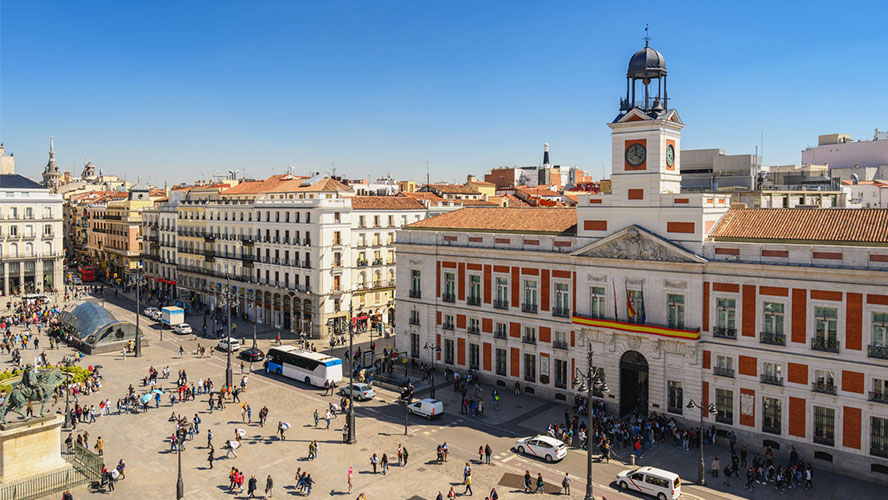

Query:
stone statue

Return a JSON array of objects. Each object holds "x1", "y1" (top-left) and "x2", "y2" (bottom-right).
[{"x1": 0, "y1": 366, "x2": 66, "y2": 423}]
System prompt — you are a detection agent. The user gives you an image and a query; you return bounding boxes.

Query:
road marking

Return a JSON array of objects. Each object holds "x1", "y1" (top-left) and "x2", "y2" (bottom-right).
[{"x1": 500, "y1": 454, "x2": 515, "y2": 463}]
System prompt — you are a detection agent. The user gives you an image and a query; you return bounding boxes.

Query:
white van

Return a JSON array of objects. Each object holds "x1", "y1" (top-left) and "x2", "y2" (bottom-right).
[
  {"x1": 407, "y1": 398, "x2": 444, "y2": 419},
  {"x1": 616, "y1": 466, "x2": 681, "y2": 500}
]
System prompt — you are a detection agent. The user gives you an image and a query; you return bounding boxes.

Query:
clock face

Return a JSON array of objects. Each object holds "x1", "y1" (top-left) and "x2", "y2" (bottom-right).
[
  {"x1": 666, "y1": 144, "x2": 675, "y2": 168},
  {"x1": 625, "y1": 143, "x2": 646, "y2": 167}
]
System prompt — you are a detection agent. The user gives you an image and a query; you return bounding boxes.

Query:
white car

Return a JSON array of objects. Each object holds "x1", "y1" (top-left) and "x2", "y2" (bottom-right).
[
  {"x1": 149, "y1": 310, "x2": 163, "y2": 321},
  {"x1": 173, "y1": 323, "x2": 193, "y2": 335},
  {"x1": 143, "y1": 307, "x2": 159, "y2": 318},
  {"x1": 217, "y1": 338, "x2": 241, "y2": 352},
  {"x1": 339, "y1": 383, "x2": 376, "y2": 401},
  {"x1": 407, "y1": 398, "x2": 444, "y2": 419},
  {"x1": 514, "y1": 435, "x2": 567, "y2": 463},
  {"x1": 616, "y1": 467, "x2": 681, "y2": 500}
]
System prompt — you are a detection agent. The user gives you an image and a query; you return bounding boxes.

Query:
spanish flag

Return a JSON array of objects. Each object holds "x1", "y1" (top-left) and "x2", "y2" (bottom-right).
[{"x1": 627, "y1": 290, "x2": 636, "y2": 318}]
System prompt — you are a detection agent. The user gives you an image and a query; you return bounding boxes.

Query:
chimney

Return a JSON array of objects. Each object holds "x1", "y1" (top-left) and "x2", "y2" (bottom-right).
[{"x1": 543, "y1": 143, "x2": 550, "y2": 166}]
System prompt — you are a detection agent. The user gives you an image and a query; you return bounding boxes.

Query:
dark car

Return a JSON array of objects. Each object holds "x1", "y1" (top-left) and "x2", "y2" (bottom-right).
[{"x1": 238, "y1": 347, "x2": 265, "y2": 362}]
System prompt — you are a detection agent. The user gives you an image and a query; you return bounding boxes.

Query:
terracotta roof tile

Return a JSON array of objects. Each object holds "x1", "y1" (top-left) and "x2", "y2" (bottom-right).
[
  {"x1": 424, "y1": 184, "x2": 481, "y2": 194},
  {"x1": 503, "y1": 194, "x2": 532, "y2": 207},
  {"x1": 400, "y1": 192, "x2": 446, "y2": 202},
  {"x1": 406, "y1": 207, "x2": 577, "y2": 235},
  {"x1": 271, "y1": 177, "x2": 352, "y2": 193},
  {"x1": 351, "y1": 196, "x2": 426, "y2": 210},
  {"x1": 222, "y1": 174, "x2": 293, "y2": 195},
  {"x1": 709, "y1": 208, "x2": 888, "y2": 244}
]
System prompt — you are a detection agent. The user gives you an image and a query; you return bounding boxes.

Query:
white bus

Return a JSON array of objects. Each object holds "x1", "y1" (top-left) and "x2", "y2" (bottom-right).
[{"x1": 265, "y1": 346, "x2": 343, "y2": 387}]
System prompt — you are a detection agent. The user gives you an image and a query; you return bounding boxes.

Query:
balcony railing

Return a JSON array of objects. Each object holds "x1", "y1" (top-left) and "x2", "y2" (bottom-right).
[
  {"x1": 811, "y1": 337, "x2": 840, "y2": 353},
  {"x1": 813, "y1": 435, "x2": 834, "y2": 447},
  {"x1": 467, "y1": 296, "x2": 481, "y2": 306},
  {"x1": 868, "y1": 344, "x2": 888, "y2": 360},
  {"x1": 522, "y1": 336, "x2": 536, "y2": 345},
  {"x1": 553, "y1": 307, "x2": 571, "y2": 318},
  {"x1": 760, "y1": 331, "x2": 786, "y2": 346},
  {"x1": 468, "y1": 326, "x2": 480, "y2": 335},
  {"x1": 409, "y1": 289, "x2": 421, "y2": 299},
  {"x1": 409, "y1": 317, "x2": 420, "y2": 326},
  {"x1": 553, "y1": 340, "x2": 569, "y2": 350},
  {"x1": 869, "y1": 391, "x2": 888, "y2": 404},
  {"x1": 812, "y1": 381, "x2": 837, "y2": 395},
  {"x1": 443, "y1": 322, "x2": 455, "y2": 331},
  {"x1": 493, "y1": 299, "x2": 509, "y2": 310},
  {"x1": 494, "y1": 330, "x2": 507, "y2": 340},
  {"x1": 762, "y1": 423, "x2": 781, "y2": 435},
  {"x1": 714, "y1": 366, "x2": 735, "y2": 378},
  {"x1": 522, "y1": 303, "x2": 538, "y2": 314},
  {"x1": 761, "y1": 373, "x2": 783, "y2": 386},
  {"x1": 713, "y1": 327, "x2": 737, "y2": 339},
  {"x1": 442, "y1": 293, "x2": 455, "y2": 303}
]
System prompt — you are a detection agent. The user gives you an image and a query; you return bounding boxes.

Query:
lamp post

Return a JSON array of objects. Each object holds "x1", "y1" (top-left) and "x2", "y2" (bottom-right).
[
  {"x1": 572, "y1": 344, "x2": 609, "y2": 500},
  {"x1": 215, "y1": 274, "x2": 238, "y2": 388},
  {"x1": 345, "y1": 304, "x2": 357, "y2": 443},
  {"x1": 128, "y1": 266, "x2": 147, "y2": 357},
  {"x1": 61, "y1": 356, "x2": 74, "y2": 430},
  {"x1": 423, "y1": 342, "x2": 440, "y2": 399},
  {"x1": 687, "y1": 398, "x2": 718, "y2": 485},
  {"x1": 176, "y1": 430, "x2": 185, "y2": 499}
]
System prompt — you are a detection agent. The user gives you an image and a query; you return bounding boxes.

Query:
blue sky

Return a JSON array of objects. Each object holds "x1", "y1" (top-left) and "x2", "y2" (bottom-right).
[{"x1": 1, "y1": 1, "x2": 885, "y2": 184}]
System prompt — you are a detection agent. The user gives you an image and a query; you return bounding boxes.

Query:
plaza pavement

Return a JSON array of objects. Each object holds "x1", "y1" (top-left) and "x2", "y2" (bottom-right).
[{"x1": 5, "y1": 290, "x2": 885, "y2": 499}]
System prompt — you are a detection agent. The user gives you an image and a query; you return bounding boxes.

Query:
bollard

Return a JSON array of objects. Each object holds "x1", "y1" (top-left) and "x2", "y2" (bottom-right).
[{"x1": 630, "y1": 454, "x2": 636, "y2": 465}]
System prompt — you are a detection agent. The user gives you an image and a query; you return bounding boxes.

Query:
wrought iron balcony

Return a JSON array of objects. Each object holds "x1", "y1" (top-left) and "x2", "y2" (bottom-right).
[
  {"x1": 468, "y1": 326, "x2": 481, "y2": 335},
  {"x1": 760, "y1": 373, "x2": 783, "y2": 386},
  {"x1": 713, "y1": 327, "x2": 737, "y2": 340},
  {"x1": 812, "y1": 381, "x2": 837, "y2": 395},
  {"x1": 494, "y1": 330, "x2": 507, "y2": 340},
  {"x1": 760, "y1": 331, "x2": 786, "y2": 346},
  {"x1": 813, "y1": 435, "x2": 834, "y2": 447},
  {"x1": 522, "y1": 303, "x2": 538, "y2": 314},
  {"x1": 442, "y1": 293, "x2": 456, "y2": 303},
  {"x1": 714, "y1": 366, "x2": 735, "y2": 378},
  {"x1": 409, "y1": 289, "x2": 421, "y2": 299},
  {"x1": 409, "y1": 317, "x2": 420, "y2": 326},
  {"x1": 493, "y1": 299, "x2": 509, "y2": 310},
  {"x1": 869, "y1": 391, "x2": 888, "y2": 404},
  {"x1": 868, "y1": 344, "x2": 888, "y2": 360},
  {"x1": 553, "y1": 340, "x2": 569, "y2": 350},
  {"x1": 467, "y1": 296, "x2": 481, "y2": 306},
  {"x1": 443, "y1": 322, "x2": 454, "y2": 331},
  {"x1": 811, "y1": 337, "x2": 840, "y2": 353},
  {"x1": 762, "y1": 423, "x2": 781, "y2": 435},
  {"x1": 552, "y1": 307, "x2": 571, "y2": 318},
  {"x1": 522, "y1": 336, "x2": 536, "y2": 345}
]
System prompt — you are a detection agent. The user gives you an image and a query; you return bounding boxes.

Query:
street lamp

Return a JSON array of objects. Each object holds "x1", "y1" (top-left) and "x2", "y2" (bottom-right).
[
  {"x1": 423, "y1": 342, "x2": 441, "y2": 399},
  {"x1": 344, "y1": 305, "x2": 359, "y2": 443},
  {"x1": 686, "y1": 399, "x2": 718, "y2": 485},
  {"x1": 216, "y1": 274, "x2": 238, "y2": 388},
  {"x1": 176, "y1": 430, "x2": 185, "y2": 499},
  {"x1": 61, "y1": 356, "x2": 75, "y2": 430},
  {"x1": 128, "y1": 266, "x2": 147, "y2": 357},
  {"x1": 571, "y1": 344, "x2": 609, "y2": 500}
]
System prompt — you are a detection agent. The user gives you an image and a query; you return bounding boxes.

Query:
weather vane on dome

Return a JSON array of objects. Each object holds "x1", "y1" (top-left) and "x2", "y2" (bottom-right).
[{"x1": 644, "y1": 24, "x2": 651, "y2": 47}]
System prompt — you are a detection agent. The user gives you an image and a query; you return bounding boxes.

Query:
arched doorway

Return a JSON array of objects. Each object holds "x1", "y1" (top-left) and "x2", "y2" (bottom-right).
[{"x1": 620, "y1": 350, "x2": 649, "y2": 417}]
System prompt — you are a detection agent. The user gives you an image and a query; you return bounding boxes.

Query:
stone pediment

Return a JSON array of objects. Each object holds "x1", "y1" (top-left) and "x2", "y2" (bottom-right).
[{"x1": 571, "y1": 225, "x2": 706, "y2": 263}]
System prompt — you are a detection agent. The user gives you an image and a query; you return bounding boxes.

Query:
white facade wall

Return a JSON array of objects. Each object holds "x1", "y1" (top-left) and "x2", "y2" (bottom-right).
[{"x1": 0, "y1": 186, "x2": 64, "y2": 296}]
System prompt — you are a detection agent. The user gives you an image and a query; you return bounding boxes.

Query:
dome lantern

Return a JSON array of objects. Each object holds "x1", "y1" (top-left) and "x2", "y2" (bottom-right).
[{"x1": 619, "y1": 26, "x2": 669, "y2": 115}]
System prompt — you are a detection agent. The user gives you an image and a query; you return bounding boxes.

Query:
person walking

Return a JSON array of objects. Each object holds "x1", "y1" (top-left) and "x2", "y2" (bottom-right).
[
  {"x1": 381, "y1": 453, "x2": 389, "y2": 475},
  {"x1": 711, "y1": 457, "x2": 720, "y2": 478},
  {"x1": 95, "y1": 436, "x2": 104, "y2": 456},
  {"x1": 248, "y1": 474, "x2": 258, "y2": 498},
  {"x1": 535, "y1": 473, "x2": 545, "y2": 494},
  {"x1": 347, "y1": 466, "x2": 354, "y2": 494},
  {"x1": 265, "y1": 474, "x2": 274, "y2": 499},
  {"x1": 523, "y1": 470, "x2": 532, "y2": 493},
  {"x1": 370, "y1": 453, "x2": 378, "y2": 474},
  {"x1": 207, "y1": 447, "x2": 214, "y2": 469},
  {"x1": 484, "y1": 444, "x2": 492, "y2": 464},
  {"x1": 561, "y1": 473, "x2": 571, "y2": 495},
  {"x1": 402, "y1": 446, "x2": 409, "y2": 466},
  {"x1": 464, "y1": 472, "x2": 473, "y2": 496},
  {"x1": 488, "y1": 487, "x2": 499, "y2": 500}
]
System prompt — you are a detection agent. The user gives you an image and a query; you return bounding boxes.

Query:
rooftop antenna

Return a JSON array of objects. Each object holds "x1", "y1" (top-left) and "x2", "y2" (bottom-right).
[
  {"x1": 643, "y1": 24, "x2": 651, "y2": 47},
  {"x1": 426, "y1": 161, "x2": 430, "y2": 187},
  {"x1": 331, "y1": 162, "x2": 336, "y2": 178}
]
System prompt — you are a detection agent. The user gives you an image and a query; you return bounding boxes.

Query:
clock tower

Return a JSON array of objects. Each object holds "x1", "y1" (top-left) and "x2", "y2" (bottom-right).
[{"x1": 608, "y1": 42, "x2": 683, "y2": 207}]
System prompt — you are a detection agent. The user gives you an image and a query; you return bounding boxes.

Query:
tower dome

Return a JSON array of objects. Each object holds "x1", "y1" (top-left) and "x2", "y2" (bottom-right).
[{"x1": 627, "y1": 46, "x2": 667, "y2": 80}]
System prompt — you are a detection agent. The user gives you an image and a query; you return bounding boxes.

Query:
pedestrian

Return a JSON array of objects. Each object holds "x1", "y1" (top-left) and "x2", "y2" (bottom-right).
[
  {"x1": 805, "y1": 464, "x2": 813, "y2": 490},
  {"x1": 381, "y1": 453, "x2": 389, "y2": 475},
  {"x1": 207, "y1": 448, "x2": 214, "y2": 469},
  {"x1": 397, "y1": 444, "x2": 403, "y2": 465},
  {"x1": 464, "y1": 472, "x2": 473, "y2": 495},
  {"x1": 347, "y1": 466, "x2": 354, "y2": 494},
  {"x1": 488, "y1": 487, "x2": 499, "y2": 500},
  {"x1": 370, "y1": 453, "x2": 378, "y2": 473},
  {"x1": 711, "y1": 457, "x2": 720, "y2": 478},
  {"x1": 562, "y1": 473, "x2": 571, "y2": 495},
  {"x1": 478, "y1": 446, "x2": 484, "y2": 463},
  {"x1": 524, "y1": 470, "x2": 532, "y2": 492},
  {"x1": 535, "y1": 473, "x2": 545, "y2": 494},
  {"x1": 248, "y1": 474, "x2": 258, "y2": 497},
  {"x1": 95, "y1": 436, "x2": 104, "y2": 456},
  {"x1": 402, "y1": 446, "x2": 409, "y2": 466},
  {"x1": 484, "y1": 444, "x2": 492, "y2": 464},
  {"x1": 313, "y1": 409, "x2": 320, "y2": 427}
]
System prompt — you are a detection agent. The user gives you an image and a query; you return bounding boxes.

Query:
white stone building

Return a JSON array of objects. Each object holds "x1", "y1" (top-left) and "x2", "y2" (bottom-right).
[{"x1": 395, "y1": 43, "x2": 888, "y2": 482}]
